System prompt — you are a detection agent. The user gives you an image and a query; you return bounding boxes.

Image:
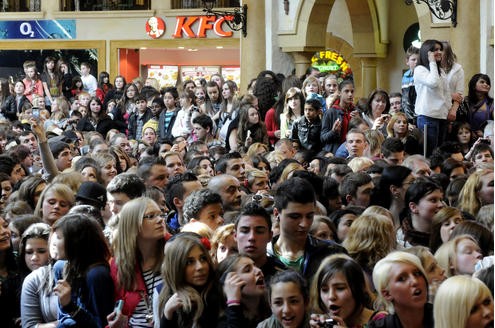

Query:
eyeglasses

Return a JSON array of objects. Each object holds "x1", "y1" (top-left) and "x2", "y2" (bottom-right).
[{"x1": 143, "y1": 212, "x2": 168, "y2": 220}]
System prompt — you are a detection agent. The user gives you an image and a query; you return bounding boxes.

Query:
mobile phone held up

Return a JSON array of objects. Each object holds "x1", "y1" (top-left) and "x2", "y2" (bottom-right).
[
  {"x1": 32, "y1": 107, "x2": 40, "y2": 120},
  {"x1": 114, "y1": 299, "x2": 124, "y2": 314}
]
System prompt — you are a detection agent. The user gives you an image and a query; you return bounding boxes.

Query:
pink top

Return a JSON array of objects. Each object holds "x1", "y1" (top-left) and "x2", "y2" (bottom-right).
[{"x1": 23, "y1": 78, "x2": 44, "y2": 102}]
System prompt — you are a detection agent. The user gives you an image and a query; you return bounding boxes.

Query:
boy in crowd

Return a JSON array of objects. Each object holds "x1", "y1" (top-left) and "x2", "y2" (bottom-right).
[
  {"x1": 268, "y1": 177, "x2": 345, "y2": 281},
  {"x1": 80, "y1": 62, "x2": 98, "y2": 96},
  {"x1": 401, "y1": 45, "x2": 419, "y2": 124},
  {"x1": 291, "y1": 98, "x2": 322, "y2": 154}
]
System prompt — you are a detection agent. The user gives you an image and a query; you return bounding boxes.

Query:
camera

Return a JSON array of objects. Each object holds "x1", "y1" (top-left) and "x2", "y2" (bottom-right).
[
  {"x1": 318, "y1": 318, "x2": 336, "y2": 328},
  {"x1": 480, "y1": 138, "x2": 491, "y2": 144}
]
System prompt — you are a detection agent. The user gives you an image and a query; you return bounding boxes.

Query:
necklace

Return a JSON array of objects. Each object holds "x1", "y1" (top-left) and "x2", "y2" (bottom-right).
[{"x1": 140, "y1": 270, "x2": 158, "y2": 326}]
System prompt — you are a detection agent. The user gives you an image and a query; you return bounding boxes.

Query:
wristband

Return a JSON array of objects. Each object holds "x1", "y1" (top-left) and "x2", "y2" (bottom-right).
[{"x1": 226, "y1": 299, "x2": 241, "y2": 306}]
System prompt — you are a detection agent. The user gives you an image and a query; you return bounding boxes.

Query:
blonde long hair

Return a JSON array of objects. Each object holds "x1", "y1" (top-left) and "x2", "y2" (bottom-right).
[
  {"x1": 457, "y1": 169, "x2": 493, "y2": 217},
  {"x1": 343, "y1": 214, "x2": 396, "y2": 272},
  {"x1": 113, "y1": 197, "x2": 164, "y2": 291},
  {"x1": 434, "y1": 275, "x2": 493, "y2": 328}
]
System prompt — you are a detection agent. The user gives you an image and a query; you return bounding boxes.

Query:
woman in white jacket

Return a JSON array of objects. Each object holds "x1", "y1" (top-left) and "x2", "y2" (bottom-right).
[
  {"x1": 414, "y1": 39, "x2": 453, "y2": 156},
  {"x1": 442, "y1": 41, "x2": 465, "y2": 119}
]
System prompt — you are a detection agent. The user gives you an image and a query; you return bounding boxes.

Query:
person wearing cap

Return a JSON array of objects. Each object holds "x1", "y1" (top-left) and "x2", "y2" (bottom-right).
[{"x1": 75, "y1": 181, "x2": 111, "y2": 226}]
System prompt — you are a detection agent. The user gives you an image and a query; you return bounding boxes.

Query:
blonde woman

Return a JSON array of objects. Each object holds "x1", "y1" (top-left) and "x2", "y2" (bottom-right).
[
  {"x1": 343, "y1": 214, "x2": 396, "y2": 289},
  {"x1": 370, "y1": 251, "x2": 433, "y2": 328},
  {"x1": 347, "y1": 156, "x2": 374, "y2": 173},
  {"x1": 403, "y1": 246, "x2": 446, "y2": 302},
  {"x1": 386, "y1": 112, "x2": 422, "y2": 155},
  {"x1": 434, "y1": 275, "x2": 493, "y2": 328},
  {"x1": 210, "y1": 223, "x2": 236, "y2": 264},
  {"x1": 34, "y1": 183, "x2": 75, "y2": 226},
  {"x1": 107, "y1": 197, "x2": 165, "y2": 327},
  {"x1": 245, "y1": 168, "x2": 270, "y2": 194},
  {"x1": 434, "y1": 234, "x2": 483, "y2": 278},
  {"x1": 457, "y1": 169, "x2": 494, "y2": 217}
]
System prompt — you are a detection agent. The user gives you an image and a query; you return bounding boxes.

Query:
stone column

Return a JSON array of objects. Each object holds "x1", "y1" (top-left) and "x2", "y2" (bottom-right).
[
  {"x1": 450, "y1": 0, "x2": 480, "y2": 93},
  {"x1": 360, "y1": 57, "x2": 377, "y2": 97},
  {"x1": 240, "y1": 0, "x2": 266, "y2": 92},
  {"x1": 291, "y1": 51, "x2": 314, "y2": 79}
]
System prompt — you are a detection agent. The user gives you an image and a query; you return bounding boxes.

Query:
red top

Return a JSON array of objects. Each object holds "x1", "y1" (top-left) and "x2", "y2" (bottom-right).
[{"x1": 264, "y1": 107, "x2": 279, "y2": 146}]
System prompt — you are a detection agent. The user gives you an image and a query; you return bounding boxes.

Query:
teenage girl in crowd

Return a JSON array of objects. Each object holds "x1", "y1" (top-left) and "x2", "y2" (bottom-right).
[
  {"x1": 108, "y1": 197, "x2": 165, "y2": 327},
  {"x1": 57, "y1": 59, "x2": 73, "y2": 101},
  {"x1": 154, "y1": 233, "x2": 219, "y2": 328},
  {"x1": 370, "y1": 251, "x2": 433, "y2": 328},
  {"x1": 464, "y1": 73, "x2": 494, "y2": 137},
  {"x1": 310, "y1": 254, "x2": 386, "y2": 328},
  {"x1": 397, "y1": 178, "x2": 445, "y2": 247},
  {"x1": 434, "y1": 275, "x2": 493, "y2": 328},
  {"x1": 52, "y1": 213, "x2": 114, "y2": 327},
  {"x1": 413, "y1": 39, "x2": 452, "y2": 156},
  {"x1": 235, "y1": 102, "x2": 268, "y2": 153},
  {"x1": 217, "y1": 254, "x2": 270, "y2": 328},
  {"x1": 434, "y1": 234, "x2": 483, "y2": 278},
  {"x1": 98, "y1": 71, "x2": 113, "y2": 96},
  {"x1": 323, "y1": 74, "x2": 339, "y2": 109},
  {"x1": 20, "y1": 223, "x2": 59, "y2": 328},
  {"x1": 280, "y1": 87, "x2": 305, "y2": 139},
  {"x1": 70, "y1": 76, "x2": 83, "y2": 101},
  {"x1": 104, "y1": 75, "x2": 126, "y2": 108},
  {"x1": 258, "y1": 270, "x2": 310, "y2": 328},
  {"x1": 3, "y1": 80, "x2": 30, "y2": 121},
  {"x1": 41, "y1": 56, "x2": 61, "y2": 107},
  {"x1": 114, "y1": 83, "x2": 138, "y2": 130},
  {"x1": 457, "y1": 168, "x2": 494, "y2": 217},
  {"x1": 23, "y1": 63, "x2": 44, "y2": 103},
  {"x1": 76, "y1": 96, "x2": 116, "y2": 137}
]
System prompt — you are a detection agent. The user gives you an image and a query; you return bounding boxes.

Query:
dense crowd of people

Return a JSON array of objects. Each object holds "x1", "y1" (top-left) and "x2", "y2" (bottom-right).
[{"x1": 0, "y1": 38, "x2": 493, "y2": 328}]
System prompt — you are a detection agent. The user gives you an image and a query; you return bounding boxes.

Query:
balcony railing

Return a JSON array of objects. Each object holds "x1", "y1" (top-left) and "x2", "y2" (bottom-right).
[
  {"x1": 60, "y1": 0, "x2": 151, "y2": 11},
  {"x1": 171, "y1": 0, "x2": 239, "y2": 9}
]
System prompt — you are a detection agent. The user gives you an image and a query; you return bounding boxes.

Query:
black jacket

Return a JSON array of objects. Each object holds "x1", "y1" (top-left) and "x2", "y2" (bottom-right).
[
  {"x1": 268, "y1": 235, "x2": 346, "y2": 283},
  {"x1": 3, "y1": 95, "x2": 30, "y2": 121},
  {"x1": 292, "y1": 116, "x2": 322, "y2": 152},
  {"x1": 128, "y1": 108, "x2": 152, "y2": 140},
  {"x1": 76, "y1": 116, "x2": 116, "y2": 137}
]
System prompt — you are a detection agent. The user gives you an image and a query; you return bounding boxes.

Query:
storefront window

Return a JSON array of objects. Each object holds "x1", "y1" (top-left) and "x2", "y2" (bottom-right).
[
  {"x1": 172, "y1": 0, "x2": 240, "y2": 9},
  {"x1": 1, "y1": 0, "x2": 40, "y2": 12},
  {"x1": 59, "y1": 0, "x2": 150, "y2": 11}
]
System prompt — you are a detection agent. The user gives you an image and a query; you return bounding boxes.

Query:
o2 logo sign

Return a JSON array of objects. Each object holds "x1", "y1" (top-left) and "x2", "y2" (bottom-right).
[
  {"x1": 19, "y1": 22, "x2": 35, "y2": 37},
  {"x1": 0, "y1": 20, "x2": 76, "y2": 39}
]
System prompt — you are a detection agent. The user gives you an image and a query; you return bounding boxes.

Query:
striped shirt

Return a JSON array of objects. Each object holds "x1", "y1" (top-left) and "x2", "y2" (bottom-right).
[{"x1": 128, "y1": 270, "x2": 162, "y2": 327}]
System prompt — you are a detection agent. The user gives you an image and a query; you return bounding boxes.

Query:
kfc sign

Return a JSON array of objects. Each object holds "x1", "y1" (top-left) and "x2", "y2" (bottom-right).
[
  {"x1": 173, "y1": 15, "x2": 234, "y2": 38},
  {"x1": 145, "y1": 15, "x2": 235, "y2": 39}
]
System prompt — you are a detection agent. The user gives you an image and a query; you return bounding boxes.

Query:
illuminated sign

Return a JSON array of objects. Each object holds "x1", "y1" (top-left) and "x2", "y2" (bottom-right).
[
  {"x1": 146, "y1": 17, "x2": 165, "y2": 39},
  {"x1": 311, "y1": 50, "x2": 352, "y2": 80},
  {"x1": 0, "y1": 20, "x2": 75, "y2": 39},
  {"x1": 145, "y1": 16, "x2": 235, "y2": 39}
]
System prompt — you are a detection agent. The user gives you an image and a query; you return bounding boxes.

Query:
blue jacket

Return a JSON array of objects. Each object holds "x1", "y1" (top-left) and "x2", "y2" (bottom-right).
[{"x1": 54, "y1": 260, "x2": 114, "y2": 328}]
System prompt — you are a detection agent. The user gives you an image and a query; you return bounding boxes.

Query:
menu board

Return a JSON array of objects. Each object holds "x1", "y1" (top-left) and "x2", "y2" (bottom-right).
[
  {"x1": 147, "y1": 65, "x2": 179, "y2": 88},
  {"x1": 181, "y1": 66, "x2": 220, "y2": 83}
]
